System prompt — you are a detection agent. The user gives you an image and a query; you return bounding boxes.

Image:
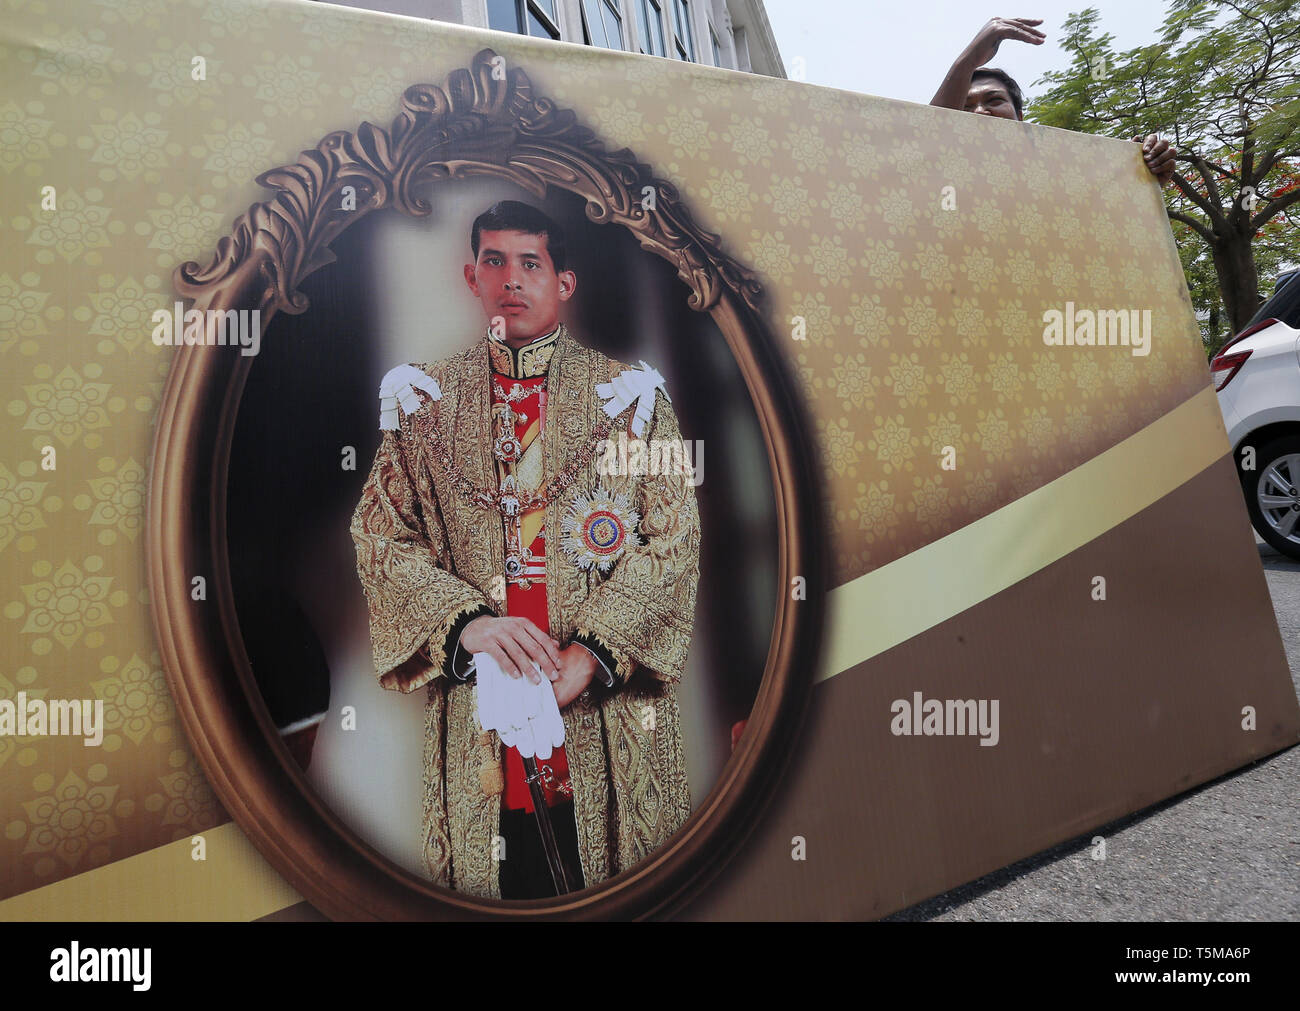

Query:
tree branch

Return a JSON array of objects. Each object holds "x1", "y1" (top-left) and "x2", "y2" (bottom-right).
[
  {"x1": 1188, "y1": 153, "x2": 1230, "y2": 226},
  {"x1": 1168, "y1": 212, "x2": 1217, "y2": 242},
  {"x1": 1251, "y1": 186, "x2": 1300, "y2": 231},
  {"x1": 1172, "y1": 161, "x2": 1227, "y2": 226}
]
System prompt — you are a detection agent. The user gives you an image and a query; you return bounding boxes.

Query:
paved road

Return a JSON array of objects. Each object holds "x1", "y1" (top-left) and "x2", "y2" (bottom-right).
[{"x1": 889, "y1": 534, "x2": 1300, "y2": 922}]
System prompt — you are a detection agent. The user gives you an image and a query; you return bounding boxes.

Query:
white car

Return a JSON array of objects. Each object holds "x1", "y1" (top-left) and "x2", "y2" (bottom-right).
[{"x1": 1212, "y1": 271, "x2": 1300, "y2": 559}]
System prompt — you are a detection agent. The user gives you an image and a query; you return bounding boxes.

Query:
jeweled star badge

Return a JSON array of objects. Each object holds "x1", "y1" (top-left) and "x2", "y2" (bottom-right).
[
  {"x1": 493, "y1": 431, "x2": 522, "y2": 463},
  {"x1": 560, "y1": 486, "x2": 641, "y2": 573}
]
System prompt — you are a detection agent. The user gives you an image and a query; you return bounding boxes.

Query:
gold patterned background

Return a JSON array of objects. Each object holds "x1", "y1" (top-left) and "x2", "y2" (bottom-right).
[{"x1": 0, "y1": 0, "x2": 1209, "y2": 903}]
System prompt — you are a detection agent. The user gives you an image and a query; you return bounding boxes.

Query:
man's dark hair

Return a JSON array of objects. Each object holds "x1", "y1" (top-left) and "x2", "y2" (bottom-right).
[
  {"x1": 971, "y1": 66, "x2": 1024, "y2": 119},
  {"x1": 470, "y1": 200, "x2": 567, "y2": 272}
]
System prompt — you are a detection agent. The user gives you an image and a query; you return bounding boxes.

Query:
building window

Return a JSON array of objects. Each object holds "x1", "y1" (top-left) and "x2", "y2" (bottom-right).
[
  {"x1": 709, "y1": 22, "x2": 722, "y2": 67},
  {"x1": 671, "y1": 0, "x2": 695, "y2": 61},
  {"x1": 582, "y1": 0, "x2": 624, "y2": 50},
  {"x1": 488, "y1": 0, "x2": 560, "y2": 39},
  {"x1": 636, "y1": 0, "x2": 667, "y2": 57}
]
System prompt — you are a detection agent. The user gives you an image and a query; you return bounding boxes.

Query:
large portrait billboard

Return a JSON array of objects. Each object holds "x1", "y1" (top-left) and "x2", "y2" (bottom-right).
[{"x1": 0, "y1": 0, "x2": 1295, "y2": 920}]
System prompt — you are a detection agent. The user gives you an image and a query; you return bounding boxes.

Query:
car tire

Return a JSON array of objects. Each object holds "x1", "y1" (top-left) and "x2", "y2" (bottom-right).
[{"x1": 1240, "y1": 434, "x2": 1300, "y2": 561}]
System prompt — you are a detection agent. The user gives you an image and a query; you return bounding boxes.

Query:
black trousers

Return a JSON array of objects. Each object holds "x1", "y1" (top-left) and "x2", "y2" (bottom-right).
[{"x1": 498, "y1": 800, "x2": 586, "y2": 899}]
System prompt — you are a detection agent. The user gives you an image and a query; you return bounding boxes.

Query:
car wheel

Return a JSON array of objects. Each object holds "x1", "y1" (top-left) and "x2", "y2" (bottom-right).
[{"x1": 1241, "y1": 434, "x2": 1300, "y2": 560}]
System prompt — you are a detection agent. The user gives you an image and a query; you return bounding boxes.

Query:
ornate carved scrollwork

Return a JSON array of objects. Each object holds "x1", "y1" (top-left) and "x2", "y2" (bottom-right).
[{"x1": 176, "y1": 47, "x2": 764, "y2": 316}]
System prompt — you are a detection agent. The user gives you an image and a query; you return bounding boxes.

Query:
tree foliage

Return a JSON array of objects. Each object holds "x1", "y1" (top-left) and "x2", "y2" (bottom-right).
[{"x1": 1028, "y1": 1, "x2": 1300, "y2": 356}]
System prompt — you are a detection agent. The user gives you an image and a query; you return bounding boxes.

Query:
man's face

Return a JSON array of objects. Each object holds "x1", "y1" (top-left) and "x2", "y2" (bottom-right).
[
  {"x1": 964, "y1": 78, "x2": 1021, "y2": 120},
  {"x1": 463, "y1": 228, "x2": 576, "y2": 346}
]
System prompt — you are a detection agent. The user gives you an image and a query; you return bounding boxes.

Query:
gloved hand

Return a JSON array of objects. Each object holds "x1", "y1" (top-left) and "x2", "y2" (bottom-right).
[{"x1": 473, "y1": 651, "x2": 565, "y2": 759}]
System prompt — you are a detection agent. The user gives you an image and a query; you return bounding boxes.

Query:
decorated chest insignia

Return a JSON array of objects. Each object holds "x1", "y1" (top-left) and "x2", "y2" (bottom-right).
[
  {"x1": 493, "y1": 430, "x2": 523, "y2": 463},
  {"x1": 560, "y1": 486, "x2": 641, "y2": 573}
]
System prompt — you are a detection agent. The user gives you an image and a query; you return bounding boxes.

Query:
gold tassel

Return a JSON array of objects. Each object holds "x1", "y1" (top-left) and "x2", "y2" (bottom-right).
[
  {"x1": 479, "y1": 759, "x2": 504, "y2": 796},
  {"x1": 477, "y1": 731, "x2": 503, "y2": 796}
]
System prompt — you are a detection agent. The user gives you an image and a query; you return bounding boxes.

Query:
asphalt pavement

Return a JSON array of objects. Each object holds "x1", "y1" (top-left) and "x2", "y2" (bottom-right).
[{"x1": 889, "y1": 533, "x2": 1300, "y2": 922}]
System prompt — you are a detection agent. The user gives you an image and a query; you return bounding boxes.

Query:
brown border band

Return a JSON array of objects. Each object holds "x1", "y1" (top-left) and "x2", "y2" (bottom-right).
[
  {"x1": 681, "y1": 453, "x2": 1300, "y2": 920},
  {"x1": 146, "y1": 49, "x2": 827, "y2": 919}
]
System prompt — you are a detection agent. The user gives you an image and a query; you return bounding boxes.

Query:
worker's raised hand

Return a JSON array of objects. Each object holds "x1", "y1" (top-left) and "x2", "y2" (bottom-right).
[
  {"x1": 461, "y1": 615, "x2": 561, "y2": 682},
  {"x1": 1135, "y1": 134, "x2": 1177, "y2": 188},
  {"x1": 965, "y1": 17, "x2": 1046, "y2": 66}
]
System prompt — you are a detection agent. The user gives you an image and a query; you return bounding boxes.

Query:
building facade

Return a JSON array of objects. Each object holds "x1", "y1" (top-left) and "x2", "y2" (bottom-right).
[{"x1": 318, "y1": 0, "x2": 785, "y2": 78}]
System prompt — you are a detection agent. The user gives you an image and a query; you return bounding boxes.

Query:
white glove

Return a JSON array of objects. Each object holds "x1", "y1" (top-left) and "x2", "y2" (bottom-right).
[
  {"x1": 473, "y1": 651, "x2": 565, "y2": 759},
  {"x1": 596, "y1": 361, "x2": 668, "y2": 438},
  {"x1": 532, "y1": 670, "x2": 565, "y2": 760},
  {"x1": 378, "y1": 364, "x2": 442, "y2": 431}
]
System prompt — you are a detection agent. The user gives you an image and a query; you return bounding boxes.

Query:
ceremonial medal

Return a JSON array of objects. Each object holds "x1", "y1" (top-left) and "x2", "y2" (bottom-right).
[
  {"x1": 494, "y1": 431, "x2": 522, "y2": 463},
  {"x1": 560, "y1": 486, "x2": 640, "y2": 573}
]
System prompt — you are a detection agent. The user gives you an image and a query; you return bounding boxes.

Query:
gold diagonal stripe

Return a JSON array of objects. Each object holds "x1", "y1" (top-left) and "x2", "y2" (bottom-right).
[
  {"x1": 0, "y1": 821, "x2": 300, "y2": 921},
  {"x1": 818, "y1": 385, "x2": 1228, "y2": 683}
]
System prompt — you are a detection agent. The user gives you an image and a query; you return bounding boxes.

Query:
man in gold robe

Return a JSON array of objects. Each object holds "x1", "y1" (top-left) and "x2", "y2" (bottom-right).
[{"x1": 350, "y1": 200, "x2": 701, "y2": 899}]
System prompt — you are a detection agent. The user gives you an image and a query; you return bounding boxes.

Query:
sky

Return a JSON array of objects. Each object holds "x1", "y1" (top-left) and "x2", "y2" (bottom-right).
[{"x1": 761, "y1": 0, "x2": 1172, "y2": 108}]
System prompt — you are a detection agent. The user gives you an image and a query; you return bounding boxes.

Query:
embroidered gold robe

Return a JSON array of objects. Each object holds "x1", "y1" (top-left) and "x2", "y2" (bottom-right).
[{"x1": 350, "y1": 324, "x2": 701, "y2": 896}]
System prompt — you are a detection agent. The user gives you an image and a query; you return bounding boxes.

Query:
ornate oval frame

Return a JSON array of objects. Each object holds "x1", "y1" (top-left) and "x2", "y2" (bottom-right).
[{"x1": 147, "y1": 48, "x2": 826, "y2": 919}]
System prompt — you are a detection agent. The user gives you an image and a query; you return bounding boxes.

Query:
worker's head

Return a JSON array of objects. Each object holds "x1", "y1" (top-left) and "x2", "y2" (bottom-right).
[
  {"x1": 965, "y1": 67, "x2": 1024, "y2": 121},
  {"x1": 464, "y1": 200, "x2": 575, "y2": 345}
]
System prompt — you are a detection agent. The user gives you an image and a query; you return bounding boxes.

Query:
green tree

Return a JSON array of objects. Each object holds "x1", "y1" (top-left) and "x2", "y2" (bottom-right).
[{"x1": 1028, "y1": 1, "x2": 1300, "y2": 355}]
